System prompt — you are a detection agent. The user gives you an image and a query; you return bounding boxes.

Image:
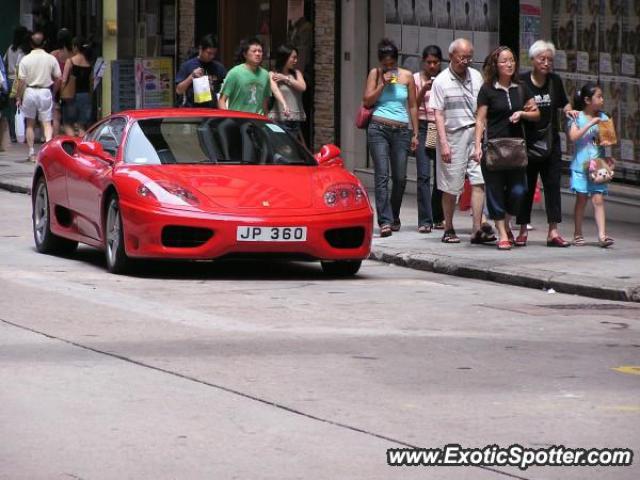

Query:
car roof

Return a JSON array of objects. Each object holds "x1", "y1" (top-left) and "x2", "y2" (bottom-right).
[{"x1": 115, "y1": 108, "x2": 267, "y2": 122}]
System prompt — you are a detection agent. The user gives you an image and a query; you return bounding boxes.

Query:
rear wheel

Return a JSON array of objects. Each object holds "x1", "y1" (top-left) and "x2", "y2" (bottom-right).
[
  {"x1": 32, "y1": 176, "x2": 78, "y2": 255},
  {"x1": 104, "y1": 195, "x2": 131, "y2": 274},
  {"x1": 321, "y1": 260, "x2": 362, "y2": 277}
]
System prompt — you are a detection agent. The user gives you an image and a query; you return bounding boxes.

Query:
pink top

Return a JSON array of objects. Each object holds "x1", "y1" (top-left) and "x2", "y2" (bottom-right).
[{"x1": 413, "y1": 72, "x2": 435, "y2": 122}]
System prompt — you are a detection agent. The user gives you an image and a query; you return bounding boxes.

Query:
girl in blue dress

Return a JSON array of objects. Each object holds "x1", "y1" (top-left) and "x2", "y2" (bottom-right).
[{"x1": 568, "y1": 83, "x2": 614, "y2": 247}]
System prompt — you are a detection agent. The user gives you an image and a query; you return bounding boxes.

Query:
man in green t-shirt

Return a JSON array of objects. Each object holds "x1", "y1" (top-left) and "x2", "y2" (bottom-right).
[{"x1": 219, "y1": 38, "x2": 271, "y2": 115}]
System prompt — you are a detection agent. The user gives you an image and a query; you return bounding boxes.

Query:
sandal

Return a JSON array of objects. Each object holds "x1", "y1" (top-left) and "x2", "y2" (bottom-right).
[
  {"x1": 391, "y1": 220, "x2": 401, "y2": 232},
  {"x1": 573, "y1": 235, "x2": 586, "y2": 246},
  {"x1": 599, "y1": 236, "x2": 614, "y2": 248},
  {"x1": 546, "y1": 236, "x2": 570, "y2": 247},
  {"x1": 497, "y1": 240, "x2": 512, "y2": 250},
  {"x1": 380, "y1": 225, "x2": 392, "y2": 237},
  {"x1": 506, "y1": 229, "x2": 515, "y2": 245},
  {"x1": 514, "y1": 232, "x2": 528, "y2": 247},
  {"x1": 418, "y1": 225, "x2": 432, "y2": 234},
  {"x1": 441, "y1": 229, "x2": 460, "y2": 243},
  {"x1": 470, "y1": 229, "x2": 496, "y2": 244},
  {"x1": 433, "y1": 221, "x2": 445, "y2": 230}
]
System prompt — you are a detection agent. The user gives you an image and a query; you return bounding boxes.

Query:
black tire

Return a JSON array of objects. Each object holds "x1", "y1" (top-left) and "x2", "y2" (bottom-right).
[
  {"x1": 321, "y1": 260, "x2": 362, "y2": 277},
  {"x1": 104, "y1": 195, "x2": 131, "y2": 274},
  {"x1": 32, "y1": 176, "x2": 78, "y2": 255}
]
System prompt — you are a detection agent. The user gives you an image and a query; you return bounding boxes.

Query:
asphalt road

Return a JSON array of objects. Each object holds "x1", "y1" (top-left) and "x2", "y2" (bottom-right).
[{"x1": 1, "y1": 190, "x2": 638, "y2": 480}]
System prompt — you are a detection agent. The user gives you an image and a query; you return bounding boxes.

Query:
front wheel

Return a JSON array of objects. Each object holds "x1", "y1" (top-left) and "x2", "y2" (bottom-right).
[
  {"x1": 321, "y1": 260, "x2": 362, "y2": 277},
  {"x1": 104, "y1": 195, "x2": 131, "y2": 274},
  {"x1": 32, "y1": 176, "x2": 78, "y2": 255}
]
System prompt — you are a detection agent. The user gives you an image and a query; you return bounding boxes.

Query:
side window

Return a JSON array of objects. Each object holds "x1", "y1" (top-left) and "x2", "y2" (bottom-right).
[{"x1": 95, "y1": 118, "x2": 127, "y2": 157}]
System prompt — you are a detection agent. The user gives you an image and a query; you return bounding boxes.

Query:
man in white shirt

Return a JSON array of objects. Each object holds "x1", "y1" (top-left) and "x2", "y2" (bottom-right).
[
  {"x1": 15, "y1": 31, "x2": 61, "y2": 161},
  {"x1": 429, "y1": 38, "x2": 490, "y2": 244}
]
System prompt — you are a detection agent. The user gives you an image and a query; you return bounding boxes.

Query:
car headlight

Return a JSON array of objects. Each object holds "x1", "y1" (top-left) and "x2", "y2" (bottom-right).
[
  {"x1": 323, "y1": 183, "x2": 367, "y2": 208},
  {"x1": 137, "y1": 181, "x2": 200, "y2": 207}
]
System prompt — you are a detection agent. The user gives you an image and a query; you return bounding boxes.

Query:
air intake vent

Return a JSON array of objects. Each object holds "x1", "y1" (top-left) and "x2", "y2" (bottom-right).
[
  {"x1": 324, "y1": 227, "x2": 365, "y2": 249},
  {"x1": 162, "y1": 226, "x2": 213, "y2": 248}
]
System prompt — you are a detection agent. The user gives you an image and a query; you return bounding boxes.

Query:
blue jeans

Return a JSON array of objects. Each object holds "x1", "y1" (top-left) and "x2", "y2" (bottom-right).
[
  {"x1": 416, "y1": 120, "x2": 434, "y2": 227},
  {"x1": 481, "y1": 163, "x2": 528, "y2": 220},
  {"x1": 367, "y1": 121, "x2": 411, "y2": 226}
]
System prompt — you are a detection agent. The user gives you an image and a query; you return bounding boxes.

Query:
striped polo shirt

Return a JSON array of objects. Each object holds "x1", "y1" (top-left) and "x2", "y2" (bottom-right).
[{"x1": 429, "y1": 66, "x2": 483, "y2": 133}]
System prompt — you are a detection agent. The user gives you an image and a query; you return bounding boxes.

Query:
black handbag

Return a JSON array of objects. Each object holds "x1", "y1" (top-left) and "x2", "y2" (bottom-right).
[
  {"x1": 527, "y1": 123, "x2": 553, "y2": 160},
  {"x1": 526, "y1": 77, "x2": 554, "y2": 161},
  {"x1": 485, "y1": 136, "x2": 528, "y2": 171}
]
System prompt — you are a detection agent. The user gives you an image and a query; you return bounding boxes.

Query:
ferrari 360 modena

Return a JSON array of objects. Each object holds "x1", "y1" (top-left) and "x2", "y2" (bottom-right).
[{"x1": 31, "y1": 109, "x2": 373, "y2": 275}]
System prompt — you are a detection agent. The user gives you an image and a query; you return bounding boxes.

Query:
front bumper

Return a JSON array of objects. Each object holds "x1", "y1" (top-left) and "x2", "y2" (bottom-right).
[{"x1": 119, "y1": 201, "x2": 373, "y2": 261}]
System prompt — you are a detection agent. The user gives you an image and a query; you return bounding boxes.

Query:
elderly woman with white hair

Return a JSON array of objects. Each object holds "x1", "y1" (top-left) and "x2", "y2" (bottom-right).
[{"x1": 514, "y1": 40, "x2": 578, "y2": 247}]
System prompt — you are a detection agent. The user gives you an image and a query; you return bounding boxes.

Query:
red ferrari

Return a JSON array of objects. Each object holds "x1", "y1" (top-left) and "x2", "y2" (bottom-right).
[{"x1": 31, "y1": 109, "x2": 373, "y2": 275}]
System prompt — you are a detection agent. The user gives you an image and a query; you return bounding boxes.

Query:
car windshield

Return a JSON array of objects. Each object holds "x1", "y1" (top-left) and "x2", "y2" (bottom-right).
[{"x1": 124, "y1": 117, "x2": 315, "y2": 166}]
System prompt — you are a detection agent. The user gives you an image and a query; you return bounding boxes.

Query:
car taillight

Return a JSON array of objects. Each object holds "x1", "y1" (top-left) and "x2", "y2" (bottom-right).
[{"x1": 323, "y1": 184, "x2": 366, "y2": 208}]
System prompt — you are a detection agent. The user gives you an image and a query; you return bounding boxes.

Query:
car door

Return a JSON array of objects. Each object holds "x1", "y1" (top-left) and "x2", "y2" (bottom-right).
[{"x1": 66, "y1": 117, "x2": 127, "y2": 240}]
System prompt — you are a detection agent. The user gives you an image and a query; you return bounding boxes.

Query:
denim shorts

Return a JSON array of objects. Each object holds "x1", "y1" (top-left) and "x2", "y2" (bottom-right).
[{"x1": 62, "y1": 92, "x2": 92, "y2": 127}]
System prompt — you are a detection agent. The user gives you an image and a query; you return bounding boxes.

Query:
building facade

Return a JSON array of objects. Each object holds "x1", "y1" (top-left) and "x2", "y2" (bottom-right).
[{"x1": 6, "y1": 0, "x2": 640, "y2": 219}]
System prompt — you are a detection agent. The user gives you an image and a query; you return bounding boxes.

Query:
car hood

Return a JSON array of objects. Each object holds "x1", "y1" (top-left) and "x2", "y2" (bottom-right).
[{"x1": 124, "y1": 165, "x2": 316, "y2": 209}]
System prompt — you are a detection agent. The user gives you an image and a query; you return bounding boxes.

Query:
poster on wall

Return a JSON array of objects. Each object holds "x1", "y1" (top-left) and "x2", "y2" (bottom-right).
[
  {"x1": 520, "y1": 0, "x2": 542, "y2": 68},
  {"x1": 552, "y1": 0, "x2": 640, "y2": 183},
  {"x1": 135, "y1": 57, "x2": 174, "y2": 109},
  {"x1": 384, "y1": 0, "x2": 500, "y2": 72}
]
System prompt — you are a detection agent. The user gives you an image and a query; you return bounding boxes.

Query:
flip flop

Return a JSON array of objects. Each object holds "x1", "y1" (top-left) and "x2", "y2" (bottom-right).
[
  {"x1": 470, "y1": 229, "x2": 496, "y2": 244},
  {"x1": 599, "y1": 236, "x2": 614, "y2": 248},
  {"x1": 573, "y1": 235, "x2": 586, "y2": 246},
  {"x1": 441, "y1": 229, "x2": 460, "y2": 243}
]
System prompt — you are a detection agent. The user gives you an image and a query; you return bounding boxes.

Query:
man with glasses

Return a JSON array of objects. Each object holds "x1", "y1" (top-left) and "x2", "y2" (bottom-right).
[{"x1": 429, "y1": 38, "x2": 491, "y2": 244}]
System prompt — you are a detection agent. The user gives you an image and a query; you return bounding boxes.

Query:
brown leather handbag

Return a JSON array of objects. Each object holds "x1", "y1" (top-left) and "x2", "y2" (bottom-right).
[{"x1": 485, "y1": 136, "x2": 528, "y2": 171}]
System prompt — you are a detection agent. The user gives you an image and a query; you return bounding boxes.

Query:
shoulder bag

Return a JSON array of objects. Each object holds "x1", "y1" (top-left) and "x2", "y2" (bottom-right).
[
  {"x1": 526, "y1": 78, "x2": 554, "y2": 161},
  {"x1": 355, "y1": 70, "x2": 379, "y2": 129},
  {"x1": 586, "y1": 157, "x2": 615, "y2": 184},
  {"x1": 60, "y1": 74, "x2": 76, "y2": 100},
  {"x1": 484, "y1": 86, "x2": 528, "y2": 171}
]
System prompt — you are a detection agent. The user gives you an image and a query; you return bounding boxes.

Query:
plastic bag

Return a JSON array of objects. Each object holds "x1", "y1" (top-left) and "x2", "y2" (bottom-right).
[
  {"x1": 533, "y1": 181, "x2": 542, "y2": 204},
  {"x1": 192, "y1": 76, "x2": 212, "y2": 104},
  {"x1": 15, "y1": 107, "x2": 25, "y2": 143}
]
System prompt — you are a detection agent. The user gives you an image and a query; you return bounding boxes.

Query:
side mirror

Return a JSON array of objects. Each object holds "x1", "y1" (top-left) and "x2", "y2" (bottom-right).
[
  {"x1": 78, "y1": 141, "x2": 114, "y2": 163},
  {"x1": 315, "y1": 144, "x2": 343, "y2": 166}
]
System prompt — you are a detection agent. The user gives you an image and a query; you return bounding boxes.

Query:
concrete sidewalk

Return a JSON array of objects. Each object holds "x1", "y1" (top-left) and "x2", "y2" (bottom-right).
[{"x1": 1, "y1": 142, "x2": 639, "y2": 302}]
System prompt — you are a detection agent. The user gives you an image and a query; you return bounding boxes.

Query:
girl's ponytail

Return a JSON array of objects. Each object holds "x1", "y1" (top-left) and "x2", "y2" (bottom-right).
[{"x1": 574, "y1": 82, "x2": 599, "y2": 111}]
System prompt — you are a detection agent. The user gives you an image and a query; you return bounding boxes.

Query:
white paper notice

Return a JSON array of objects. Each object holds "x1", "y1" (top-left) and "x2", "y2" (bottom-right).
[
  {"x1": 577, "y1": 52, "x2": 589, "y2": 72},
  {"x1": 621, "y1": 140, "x2": 634, "y2": 161},
  {"x1": 599, "y1": 53, "x2": 613, "y2": 74},
  {"x1": 621, "y1": 54, "x2": 636, "y2": 76},
  {"x1": 554, "y1": 50, "x2": 568, "y2": 70}
]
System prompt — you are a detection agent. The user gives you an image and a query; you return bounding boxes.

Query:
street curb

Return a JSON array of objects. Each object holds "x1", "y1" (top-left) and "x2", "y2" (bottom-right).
[
  {"x1": 369, "y1": 247, "x2": 640, "y2": 303},
  {"x1": 0, "y1": 181, "x2": 31, "y2": 195},
  {"x1": 2, "y1": 177, "x2": 638, "y2": 303}
]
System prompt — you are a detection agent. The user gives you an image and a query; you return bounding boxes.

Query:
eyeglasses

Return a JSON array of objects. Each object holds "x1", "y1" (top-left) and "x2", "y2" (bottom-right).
[{"x1": 455, "y1": 54, "x2": 474, "y2": 64}]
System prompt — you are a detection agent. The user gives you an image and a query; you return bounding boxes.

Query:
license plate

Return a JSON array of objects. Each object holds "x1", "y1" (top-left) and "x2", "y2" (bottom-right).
[{"x1": 236, "y1": 226, "x2": 307, "y2": 242}]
